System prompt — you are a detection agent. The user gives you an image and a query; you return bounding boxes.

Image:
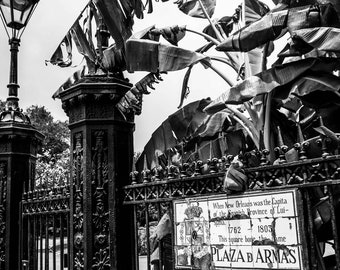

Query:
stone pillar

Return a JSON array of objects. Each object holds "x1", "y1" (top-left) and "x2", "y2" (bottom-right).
[
  {"x1": 57, "y1": 76, "x2": 136, "y2": 270},
  {"x1": 0, "y1": 111, "x2": 43, "y2": 270}
]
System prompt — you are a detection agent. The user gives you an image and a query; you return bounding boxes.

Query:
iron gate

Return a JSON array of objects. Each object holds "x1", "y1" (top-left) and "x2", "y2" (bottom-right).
[{"x1": 20, "y1": 186, "x2": 71, "y2": 270}]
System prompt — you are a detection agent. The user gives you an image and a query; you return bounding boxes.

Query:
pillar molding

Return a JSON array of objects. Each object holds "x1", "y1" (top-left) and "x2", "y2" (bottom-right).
[{"x1": 58, "y1": 75, "x2": 137, "y2": 270}]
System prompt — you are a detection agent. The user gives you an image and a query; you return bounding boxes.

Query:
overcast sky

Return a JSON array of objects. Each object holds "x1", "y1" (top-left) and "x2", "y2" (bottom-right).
[{"x1": 0, "y1": 0, "x2": 275, "y2": 152}]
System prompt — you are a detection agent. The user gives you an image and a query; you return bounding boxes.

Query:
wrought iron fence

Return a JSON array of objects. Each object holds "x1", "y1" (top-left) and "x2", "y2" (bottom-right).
[
  {"x1": 20, "y1": 186, "x2": 71, "y2": 270},
  {"x1": 123, "y1": 137, "x2": 340, "y2": 270},
  {"x1": 15, "y1": 133, "x2": 340, "y2": 270}
]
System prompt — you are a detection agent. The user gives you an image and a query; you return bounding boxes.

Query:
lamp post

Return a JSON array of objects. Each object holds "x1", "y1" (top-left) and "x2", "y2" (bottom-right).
[
  {"x1": 0, "y1": 0, "x2": 39, "y2": 115},
  {"x1": 0, "y1": 1, "x2": 42, "y2": 269}
]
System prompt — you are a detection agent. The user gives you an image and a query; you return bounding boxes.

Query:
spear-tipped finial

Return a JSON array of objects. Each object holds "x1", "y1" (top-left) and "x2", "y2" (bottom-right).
[
  {"x1": 274, "y1": 126, "x2": 288, "y2": 164},
  {"x1": 294, "y1": 122, "x2": 309, "y2": 160},
  {"x1": 259, "y1": 130, "x2": 269, "y2": 166}
]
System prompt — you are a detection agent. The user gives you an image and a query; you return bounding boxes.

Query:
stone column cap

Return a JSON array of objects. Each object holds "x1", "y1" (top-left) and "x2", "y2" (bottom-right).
[{"x1": 53, "y1": 75, "x2": 132, "y2": 102}]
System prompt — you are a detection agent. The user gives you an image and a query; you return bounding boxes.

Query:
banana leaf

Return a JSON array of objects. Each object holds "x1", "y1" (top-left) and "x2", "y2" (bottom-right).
[
  {"x1": 126, "y1": 39, "x2": 210, "y2": 72},
  {"x1": 52, "y1": 67, "x2": 86, "y2": 99},
  {"x1": 245, "y1": 0, "x2": 270, "y2": 24},
  {"x1": 292, "y1": 27, "x2": 340, "y2": 52},
  {"x1": 192, "y1": 110, "x2": 232, "y2": 138},
  {"x1": 216, "y1": 9, "x2": 287, "y2": 52},
  {"x1": 244, "y1": 0, "x2": 274, "y2": 77},
  {"x1": 216, "y1": 3, "x2": 340, "y2": 53},
  {"x1": 202, "y1": 16, "x2": 233, "y2": 38},
  {"x1": 168, "y1": 99, "x2": 211, "y2": 141},
  {"x1": 274, "y1": 73, "x2": 340, "y2": 108},
  {"x1": 174, "y1": 0, "x2": 216, "y2": 18},
  {"x1": 116, "y1": 72, "x2": 163, "y2": 115},
  {"x1": 101, "y1": 45, "x2": 126, "y2": 73},
  {"x1": 48, "y1": 33, "x2": 72, "y2": 67},
  {"x1": 204, "y1": 57, "x2": 340, "y2": 110},
  {"x1": 155, "y1": 26, "x2": 186, "y2": 46},
  {"x1": 94, "y1": 0, "x2": 133, "y2": 49},
  {"x1": 178, "y1": 65, "x2": 193, "y2": 108},
  {"x1": 136, "y1": 99, "x2": 211, "y2": 169},
  {"x1": 272, "y1": 0, "x2": 340, "y2": 18}
]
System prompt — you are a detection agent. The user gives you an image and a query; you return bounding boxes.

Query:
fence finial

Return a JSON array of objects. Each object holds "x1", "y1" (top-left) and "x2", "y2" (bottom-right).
[
  {"x1": 259, "y1": 130, "x2": 269, "y2": 166},
  {"x1": 294, "y1": 122, "x2": 309, "y2": 160},
  {"x1": 142, "y1": 154, "x2": 150, "y2": 183},
  {"x1": 274, "y1": 126, "x2": 288, "y2": 164}
]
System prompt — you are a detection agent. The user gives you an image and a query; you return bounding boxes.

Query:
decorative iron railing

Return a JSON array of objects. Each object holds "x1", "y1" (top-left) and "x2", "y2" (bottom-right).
[
  {"x1": 21, "y1": 185, "x2": 71, "y2": 270},
  {"x1": 14, "y1": 135, "x2": 340, "y2": 270},
  {"x1": 123, "y1": 155, "x2": 340, "y2": 204},
  {"x1": 22, "y1": 186, "x2": 70, "y2": 215},
  {"x1": 123, "y1": 136, "x2": 340, "y2": 270}
]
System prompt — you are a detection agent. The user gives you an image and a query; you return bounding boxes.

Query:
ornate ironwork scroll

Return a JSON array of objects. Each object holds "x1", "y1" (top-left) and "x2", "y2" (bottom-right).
[
  {"x1": 91, "y1": 130, "x2": 110, "y2": 269},
  {"x1": 73, "y1": 132, "x2": 84, "y2": 270}
]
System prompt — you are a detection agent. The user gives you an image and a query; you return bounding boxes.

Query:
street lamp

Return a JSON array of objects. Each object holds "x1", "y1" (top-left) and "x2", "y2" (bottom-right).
[
  {"x1": 0, "y1": 0, "x2": 39, "y2": 121},
  {"x1": 0, "y1": 2, "x2": 42, "y2": 269}
]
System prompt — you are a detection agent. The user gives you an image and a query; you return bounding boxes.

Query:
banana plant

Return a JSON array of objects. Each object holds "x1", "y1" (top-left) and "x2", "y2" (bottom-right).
[{"x1": 122, "y1": 0, "x2": 340, "y2": 165}]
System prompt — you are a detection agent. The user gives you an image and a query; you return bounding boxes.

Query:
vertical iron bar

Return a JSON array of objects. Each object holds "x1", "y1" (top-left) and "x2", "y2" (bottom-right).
[
  {"x1": 315, "y1": 240, "x2": 326, "y2": 270},
  {"x1": 19, "y1": 202, "x2": 23, "y2": 270},
  {"x1": 327, "y1": 185, "x2": 340, "y2": 267},
  {"x1": 28, "y1": 216, "x2": 32, "y2": 270},
  {"x1": 157, "y1": 203, "x2": 162, "y2": 270},
  {"x1": 40, "y1": 215, "x2": 43, "y2": 270},
  {"x1": 53, "y1": 215, "x2": 56, "y2": 270},
  {"x1": 169, "y1": 202, "x2": 175, "y2": 270},
  {"x1": 145, "y1": 204, "x2": 151, "y2": 270},
  {"x1": 34, "y1": 215, "x2": 38, "y2": 270},
  {"x1": 134, "y1": 205, "x2": 139, "y2": 270},
  {"x1": 60, "y1": 214, "x2": 64, "y2": 270},
  {"x1": 45, "y1": 215, "x2": 49, "y2": 270},
  {"x1": 305, "y1": 191, "x2": 318, "y2": 270},
  {"x1": 66, "y1": 212, "x2": 70, "y2": 270}
]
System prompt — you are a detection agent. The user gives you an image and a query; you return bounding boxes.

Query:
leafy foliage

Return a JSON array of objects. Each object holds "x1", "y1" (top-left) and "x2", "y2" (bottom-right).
[
  {"x1": 25, "y1": 105, "x2": 70, "y2": 188},
  {"x1": 127, "y1": 0, "x2": 340, "y2": 168},
  {"x1": 35, "y1": 149, "x2": 70, "y2": 189},
  {"x1": 26, "y1": 105, "x2": 70, "y2": 159}
]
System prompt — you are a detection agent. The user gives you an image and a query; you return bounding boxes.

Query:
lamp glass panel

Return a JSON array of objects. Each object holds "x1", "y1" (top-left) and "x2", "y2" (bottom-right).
[
  {"x1": 0, "y1": 1, "x2": 11, "y2": 25},
  {"x1": 12, "y1": 5, "x2": 30, "y2": 24},
  {"x1": 0, "y1": 0, "x2": 37, "y2": 28}
]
